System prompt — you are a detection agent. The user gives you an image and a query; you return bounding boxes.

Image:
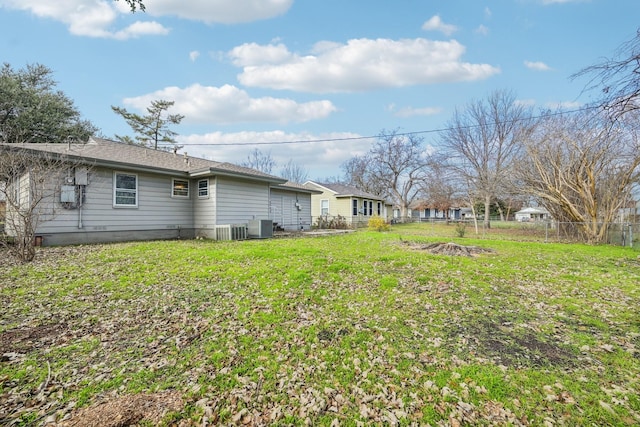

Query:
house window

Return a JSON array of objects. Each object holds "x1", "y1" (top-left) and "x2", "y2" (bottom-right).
[
  {"x1": 114, "y1": 172, "x2": 137, "y2": 207},
  {"x1": 198, "y1": 179, "x2": 209, "y2": 198},
  {"x1": 377, "y1": 202, "x2": 382, "y2": 216},
  {"x1": 353, "y1": 199, "x2": 358, "y2": 216},
  {"x1": 321, "y1": 199, "x2": 329, "y2": 215},
  {"x1": 368, "y1": 201, "x2": 373, "y2": 216},
  {"x1": 362, "y1": 200, "x2": 367, "y2": 216},
  {"x1": 172, "y1": 179, "x2": 189, "y2": 198}
]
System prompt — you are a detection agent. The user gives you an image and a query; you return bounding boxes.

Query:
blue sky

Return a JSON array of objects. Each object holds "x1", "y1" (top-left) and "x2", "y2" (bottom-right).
[{"x1": 1, "y1": 0, "x2": 638, "y2": 180}]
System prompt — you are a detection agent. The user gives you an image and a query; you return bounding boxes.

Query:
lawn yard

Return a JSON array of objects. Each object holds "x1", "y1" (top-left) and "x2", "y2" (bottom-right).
[{"x1": 1, "y1": 223, "x2": 639, "y2": 426}]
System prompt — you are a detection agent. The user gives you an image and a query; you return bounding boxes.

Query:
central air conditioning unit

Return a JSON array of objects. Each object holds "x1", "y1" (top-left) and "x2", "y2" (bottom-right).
[
  {"x1": 248, "y1": 219, "x2": 273, "y2": 239},
  {"x1": 214, "y1": 224, "x2": 247, "y2": 241}
]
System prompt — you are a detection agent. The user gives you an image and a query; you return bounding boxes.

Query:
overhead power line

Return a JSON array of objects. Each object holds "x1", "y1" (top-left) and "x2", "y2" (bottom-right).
[{"x1": 170, "y1": 105, "x2": 599, "y2": 147}]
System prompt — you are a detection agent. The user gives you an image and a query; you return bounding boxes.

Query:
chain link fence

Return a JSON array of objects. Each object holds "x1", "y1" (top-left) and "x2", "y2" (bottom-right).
[
  {"x1": 308, "y1": 214, "x2": 639, "y2": 249},
  {"x1": 389, "y1": 218, "x2": 640, "y2": 249}
]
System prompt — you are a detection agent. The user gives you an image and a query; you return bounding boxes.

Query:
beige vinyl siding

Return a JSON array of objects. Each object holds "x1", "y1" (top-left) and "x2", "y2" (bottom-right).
[
  {"x1": 308, "y1": 186, "x2": 361, "y2": 224},
  {"x1": 309, "y1": 188, "x2": 335, "y2": 218},
  {"x1": 216, "y1": 177, "x2": 270, "y2": 224},
  {"x1": 333, "y1": 197, "x2": 355, "y2": 218},
  {"x1": 36, "y1": 167, "x2": 194, "y2": 234},
  {"x1": 306, "y1": 181, "x2": 391, "y2": 227}
]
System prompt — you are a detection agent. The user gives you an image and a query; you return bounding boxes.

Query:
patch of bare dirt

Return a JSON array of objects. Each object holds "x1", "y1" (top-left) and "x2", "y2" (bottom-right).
[
  {"x1": 0, "y1": 323, "x2": 68, "y2": 356},
  {"x1": 58, "y1": 391, "x2": 184, "y2": 427},
  {"x1": 449, "y1": 320, "x2": 576, "y2": 368},
  {"x1": 403, "y1": 241, "x2": 495, "y2": 257}
]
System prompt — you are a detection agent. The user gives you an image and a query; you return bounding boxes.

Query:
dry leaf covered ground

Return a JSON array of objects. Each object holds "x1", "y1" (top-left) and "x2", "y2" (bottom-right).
[{"x1": 1, "y1": 223, "x2": 639, "y2": 426}]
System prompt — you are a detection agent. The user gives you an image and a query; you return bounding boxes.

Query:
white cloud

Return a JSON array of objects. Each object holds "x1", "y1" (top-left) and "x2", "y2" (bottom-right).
[
  {"x1": 392, "y1": 106, "x2": 442, "y2": 118},
  {"x1": 475, "y1": 25, "x2": 490, "y2": 36},
  {"x1": 524, "y1": 60, "x2": 552, "y2": 71},
  {"x1": 516, "y1": 99, "x2": 582, "y2": 110},
  {"x1": 545, "y1": 100, "x2": 582, "y2": 110},
  {"x1": 178, "y1": 130, "x2": 370, "y2": 179},
  {"x1": 121, "y1": 84, "x2": 337, "y2": 125},
  {"x1": 230, "y1": 38, "x2": 500, "y2": 93},
  {"x1": 0, "y1": 0, "x2": 169, "y2": 39},
  {"x1": 189, "y1": 51, "x2": 200, "y2": 62},
  {"x1": 516, "y1": 99, "x2": 537, "y2": 107},
  {"x1": 421, "y1": 15, "x2": 458, "y2": 36},
  {"x1": 0, "y1": 0, "x2": 292, "y2": 39},
  {"x1": 111, "y1": 21, "x2": 170, "y2": 39},
  {"x1": 143, "y1": 0, "x2": 293, "y2": 24},
  {"x1": 228, "y1": 43, "x2": 292, "y2": 66}
]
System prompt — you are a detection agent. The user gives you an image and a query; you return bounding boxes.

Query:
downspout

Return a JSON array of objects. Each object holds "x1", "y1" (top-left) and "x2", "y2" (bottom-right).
[{"x1": 77, "y1": 185, "x2": 84, "y2": 229}]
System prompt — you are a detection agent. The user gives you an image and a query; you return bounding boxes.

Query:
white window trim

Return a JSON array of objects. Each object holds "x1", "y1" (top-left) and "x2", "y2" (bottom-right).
[
  {"x1": 320, "y1": 199, "x2": 329, "y2": 215},
  {"x1": 113, "y1": 171, "x2": 138, "y2": 208},
  {"x1": 197, "y1": 179, "x2": 209, "y2": 198},
  {"x1": 172, "y1": 178, "x2": 190, "y2": 198}
]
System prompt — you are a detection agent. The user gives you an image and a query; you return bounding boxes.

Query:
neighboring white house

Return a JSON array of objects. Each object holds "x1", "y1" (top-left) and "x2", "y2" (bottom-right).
[
  {"x1": 515, "y1": 207, "x2": 550, "y2": 222},
  {"x1": 1, "y1": 138, "x2": 316, "y2": 246}
]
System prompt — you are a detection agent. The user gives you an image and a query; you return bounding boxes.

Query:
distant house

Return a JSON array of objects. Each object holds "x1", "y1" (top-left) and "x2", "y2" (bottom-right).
[
  {"x1": 1, "y1": 138, "x2": 317, "y2": 246},
  {"x1": 618, "y1": 199, "x2": 639, "y2": 222},
  {"x1": 303, "y1": 181, "x2": 392, "y2": 227},
  {"x1": 405, "y1": 200, "x2": 472, "y2": 221},
  {"x1": 515, "y1": 207, "x2": 550, "y2": 222}
]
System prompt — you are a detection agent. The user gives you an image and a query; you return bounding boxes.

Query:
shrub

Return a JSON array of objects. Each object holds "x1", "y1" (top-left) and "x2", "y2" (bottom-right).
[
  {"x1": 315, "y1": 215, "x2": 349, "y2": 230},
  {"x1": 368, "y1": 216, "x2": 390, "y2": 232},
  {"x1": 454, "y1": 221, "x2": 466, "y2": 238}
]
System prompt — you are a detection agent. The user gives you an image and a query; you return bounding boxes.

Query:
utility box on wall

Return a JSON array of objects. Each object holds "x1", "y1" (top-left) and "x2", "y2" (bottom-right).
[
  {"x1": 248, "y1": 219, "x2": 273, "y2": 239},
  {"x1": 60, "y1": 185, "x2": 76, "y2": 203},
  {"x1": 75, "y1": 167, "x2": 88, "y2": 185}
]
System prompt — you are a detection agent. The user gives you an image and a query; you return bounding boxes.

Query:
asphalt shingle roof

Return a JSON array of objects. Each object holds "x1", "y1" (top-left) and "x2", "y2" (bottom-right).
[
  {"x1": 1, "y1": 137, "x2": 285, "y2": 182},
  {"x1": 306, "y1": 181, "x2": 387, "y2": 202}
]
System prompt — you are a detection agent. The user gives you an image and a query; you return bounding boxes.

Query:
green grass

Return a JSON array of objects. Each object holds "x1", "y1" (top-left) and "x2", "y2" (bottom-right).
[{"x1": 1, "y1": 223, "x2": 639, "y2": 425}]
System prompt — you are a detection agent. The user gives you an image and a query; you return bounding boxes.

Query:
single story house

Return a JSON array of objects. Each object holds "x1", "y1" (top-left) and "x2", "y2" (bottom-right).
[
  {"x1": 1, "y1": 137, "x2": 318, "y2": 246},
  {"x1": 303, "y1": 181, "x2": 392, "y2": 228},
  {"x1": 404, "y1": 200, "x2": 473, "y2": 221},
  {"x1": 514, "y1": 207, "x2": 550, "y2": 222}
]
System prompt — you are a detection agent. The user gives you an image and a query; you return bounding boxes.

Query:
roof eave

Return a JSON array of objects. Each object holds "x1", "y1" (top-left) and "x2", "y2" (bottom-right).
[
  {"x1": 191, "y1": 167, "x2": 287, "y2": 184},
  {"x1": 93, "y1": 159, "x2": 189, "y2": 176}
]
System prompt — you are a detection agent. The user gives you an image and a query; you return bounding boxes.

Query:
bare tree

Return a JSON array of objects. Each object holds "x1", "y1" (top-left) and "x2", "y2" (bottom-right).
[
  {"x1": 341, "y1": 155, "x2": 388, "y2": 197},
  {"x1": 112, "y1": 100, "x2": 184, "y2": 151},
  {"x1": 241, "y1": 148, "x2": 276, "y2": 174},
  {"x1": 439, "y1": 89, "x2": 533, "y2": 229},
  {"x1": 280, "y1": 159, "x2": 309, "y2": 183},
  {"x1": 342, "y1": 129, "x2": 430, "y2": 219},
  {"x1": 0, "y1": 145, "x2": 91, "y2": 262},
  {"x1": 418, "y1": 158, "x2": 464, "y2": 222},
  {"x1": 516, "y1": 109, "x2": 640, "y2": 243},
  {"x1": 572, "y1": 28, "x2": 640, "y2": 120}
]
